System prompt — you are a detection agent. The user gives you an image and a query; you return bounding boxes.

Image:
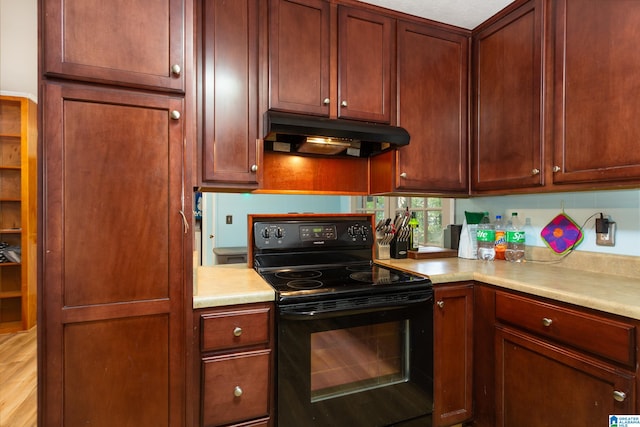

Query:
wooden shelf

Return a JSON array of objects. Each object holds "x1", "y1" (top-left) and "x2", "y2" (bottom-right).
[
  {"x1": 0, "y1": 321, "x2": 23, "y2": 334},
  {"x1": 0, "y1": 95, "x2": 37, "y2": 333},
  {"x1": 0, "y1": 290, "x2": 22, "y2": 299},
  {"x1": 0, "y1": 228, "x2": 21, "y2": 234}
]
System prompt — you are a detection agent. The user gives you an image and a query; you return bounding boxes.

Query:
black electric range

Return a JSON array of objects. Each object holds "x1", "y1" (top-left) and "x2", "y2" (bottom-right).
[{"x1": 251, "y1": 215, "x2": 432, "y2": 307}]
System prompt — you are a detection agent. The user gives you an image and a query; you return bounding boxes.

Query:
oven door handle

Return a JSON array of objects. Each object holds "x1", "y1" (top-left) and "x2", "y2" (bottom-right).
[{"x1": 279, "y1": 298, "x2": 431, "y2": 320}]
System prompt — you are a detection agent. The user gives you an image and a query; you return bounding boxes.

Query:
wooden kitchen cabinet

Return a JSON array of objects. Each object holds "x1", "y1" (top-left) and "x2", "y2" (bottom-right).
[
  {"x1": 494, "y1": 290, "x2": 637, "y2": 426},
  {"x1": 268, "y1": 0, "x2": 393, "y2": 123},
  {"x1": 194, "y1": 303, "x2": 274, "y2": 427},
  {"x1": 41, "y1": 0, "x2": 185, "y2": 92},
  {"x1": 433, "y1": 283, "x2": 474, "y2": 426},
  {"x1": 552, "y1": 0, "x2": 640, "y2": 185},
  {"x1": 198, "y1": 0, "x2": 262, "y2": 189},
  {"x1": 370, "y1": 21, "x2": 469, "y2": 195},
  {"x1": 0, "y1": 96, "x2": 37, "y2": 333},
  {"x1": 471, "y1": 0, "x2": 544, "y2": 193},
  {"x1": 39, "y1": 82, "x2": 190, "y2": 426}
]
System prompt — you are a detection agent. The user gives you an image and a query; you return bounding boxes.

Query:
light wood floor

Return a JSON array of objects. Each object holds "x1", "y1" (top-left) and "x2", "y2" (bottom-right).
[{"x1": 0, "y1": 326, "x2": 37, "y2": 427}]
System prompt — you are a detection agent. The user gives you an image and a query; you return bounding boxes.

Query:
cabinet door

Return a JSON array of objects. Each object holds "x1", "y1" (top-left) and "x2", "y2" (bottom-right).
[
  {"x1": 200, "y1": 0, "x2": 260, "y2": 188},
  {"x1": 269, "y1": 0, "x2": 331, "y2": 116},
  {"x1": 472, "y1": 0, "x2": 543, "y2": 192},
  {"x1": 338, "y1": 6, "x2": 393, "y2": 123},
  {"x1": 42, "y1": 0, "x2": 185, "y2": 92},
  {"x1": 40, "y1": 82, "x2": 188, "y2": 426},
  {"x1": 371, "y1": 22, "x2": 468, "y2": 194},
  {"x1": 553, "y1": 0, "x2": 640, "y2": 184},
  {"x1": 433, "y1": 283, "x2": 474, "y2": 427},
  {"x1": 496, "y1": 326, "x2": 635, "y2": 426}
]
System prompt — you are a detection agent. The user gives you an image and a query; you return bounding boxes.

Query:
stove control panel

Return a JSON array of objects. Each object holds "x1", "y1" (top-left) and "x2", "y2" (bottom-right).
[{"x1": 253, "y1": 219, "x2": 372, "y2": 250}]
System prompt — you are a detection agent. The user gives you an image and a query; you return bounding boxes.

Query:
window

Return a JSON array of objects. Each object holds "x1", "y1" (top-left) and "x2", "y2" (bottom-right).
[{"x1": 352, "y1": 196, "x2": 454, "y2": 247}]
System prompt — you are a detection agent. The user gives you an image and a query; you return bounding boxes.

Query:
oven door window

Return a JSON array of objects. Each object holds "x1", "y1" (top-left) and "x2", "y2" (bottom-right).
[
  {"x1": 310, "y1": 320, "x2": 408, "y2": 402},
  {"x1": 277, "y1": 302, "x2": 433, "y2": 427}
]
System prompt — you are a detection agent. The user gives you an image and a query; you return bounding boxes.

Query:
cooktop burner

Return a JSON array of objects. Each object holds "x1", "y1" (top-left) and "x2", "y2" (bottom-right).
[
  {"x1": 275, "y1": 270, "x2": 322, "y2": 280},
  {"x1": 349, "y1": 270, "x2": 400, "y2": 284},
  {"x1": 286, "y1": 279, "x2": 324, "y2": 290}
]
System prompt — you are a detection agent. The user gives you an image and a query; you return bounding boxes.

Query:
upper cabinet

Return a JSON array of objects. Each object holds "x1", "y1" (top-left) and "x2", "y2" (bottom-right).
[
  {"x1": 472, "y1": 0, "x2": 544, "y2": 193},
  {"x1": 268, "y1": 0, "x2": 394, "y2": 123},
  {"x1": 552, "y1": 0, "x2": 640, "y2": 185},
  {"x1": 42, "y1": 0, "x2": 185, "y2": 92},
  {"x1": 371, "y1": 21, "x2": 469, "y2": 194},
  {"x1": 198, "y1": 0, "x2": 262, "y2": 190},
  {"x1": 337, "y1": 6, "x2": 393, "y2": 123},
  {"x1": 268, "y1": 0, "x2": 330, "y2": 116},
  {"x1": 472, "y1": 0, "x2": 640, "y2": 194}
]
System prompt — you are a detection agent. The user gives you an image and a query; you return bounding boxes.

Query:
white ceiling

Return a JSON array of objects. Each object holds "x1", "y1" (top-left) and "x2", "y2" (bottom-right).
[{"x1": 357, "y1": 0, "x2": 516, "y2": 29}]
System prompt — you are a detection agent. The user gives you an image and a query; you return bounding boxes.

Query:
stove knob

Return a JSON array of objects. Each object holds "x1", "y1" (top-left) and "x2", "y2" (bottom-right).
[
  {"x1": 274, "y1": 227, "x2": 284, "y2": 239},
  {"x1": 261, "y1": 228, "x2": 270, "y2": 239}
]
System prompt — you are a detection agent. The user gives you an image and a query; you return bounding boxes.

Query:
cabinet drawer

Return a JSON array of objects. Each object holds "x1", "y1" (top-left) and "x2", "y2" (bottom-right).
[
  {"x1": 201, "y1": 307, "x2": 270, "y2": 352},
  {"x1": 495, "y1": 291, "x2": 635, "y2": 366},
  {"x1": 202, "y1": 350, "x2": 270, "y2": 426}
]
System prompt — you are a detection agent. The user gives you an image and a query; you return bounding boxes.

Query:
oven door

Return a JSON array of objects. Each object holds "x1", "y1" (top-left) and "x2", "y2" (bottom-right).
[{"x1": 276, "y1": 296, "x2": 434, "y2": 427}]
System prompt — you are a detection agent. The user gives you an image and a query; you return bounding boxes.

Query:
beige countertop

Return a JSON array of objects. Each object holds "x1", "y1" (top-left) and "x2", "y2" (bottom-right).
[
  {"x1": 193, "y1": 264, "x2": 274, "y2": 309},
  {"x1": 375, "y1": 257, "x2": 640, "y2": 320},
  {"x1": 194, "y1": 255, "x2": 640, "y2": 320}
]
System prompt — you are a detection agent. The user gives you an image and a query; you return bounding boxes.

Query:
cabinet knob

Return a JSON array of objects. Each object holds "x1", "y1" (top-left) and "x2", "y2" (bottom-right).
[
  {"x1": 400, "y1": 172, "x2": 407, "y2": 179},
  {"x1": 552, "y1": 165, "x2": 561, "y2": 173},
  {"x1": 531, "y1": 168, "x2": 540, "y2": 175},
  {"x1": 234, "y1": 386, "x2": 243, "y2": 397},
  {"x1": 170, "y1": 110, "x2": 181, "y2": 120},
  {"x1": 436, "y1": 300, "x2": 444, "y2": 309},
  {"x1": 171, "y1": 64, "x2": 181, "y2": 76},
  {"x1": 613, "y1": 390, "x2": 627, "y2": 402},
  {"x1": 250, "y1": 164, "x2": 258, "y2": 173},
  {"x1": 542, "y1": 317, "x2": 553, "y2": 327},
  {"x1": 233, "y1": 327, "x2": 243, "y2": 337},
  {"x1": 323, "y1": 98, "x2": 330, "y2": 105},
  {"x1": 341, "y1": 100, "x2": 348, "y2": 108}
]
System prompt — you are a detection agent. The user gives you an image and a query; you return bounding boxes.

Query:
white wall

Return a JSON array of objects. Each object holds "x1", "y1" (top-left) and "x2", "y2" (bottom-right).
[
  {"x1": 0, "y1": 0, "x2": 38, "y2": 100},
  {"x1": 456, "y1": 189, "x2": 640, "y2": 257}
]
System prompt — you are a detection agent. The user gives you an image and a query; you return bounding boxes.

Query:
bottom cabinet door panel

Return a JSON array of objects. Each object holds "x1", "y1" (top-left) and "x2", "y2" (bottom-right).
[
  {"x1": 496, "y1": 326, "x2": 635, "y2": 427},
  {"x1": 202, "y1": 350, "x2": 270, "y2": 426}
]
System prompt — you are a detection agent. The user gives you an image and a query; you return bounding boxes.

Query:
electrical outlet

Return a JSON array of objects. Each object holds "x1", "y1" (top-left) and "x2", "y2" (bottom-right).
[
  {"x1": 596, "y1": 221, "x2": 616, "y2": 246},
  {"x1": 226, "y1": 215, "x2": 233, "y2": 224}
]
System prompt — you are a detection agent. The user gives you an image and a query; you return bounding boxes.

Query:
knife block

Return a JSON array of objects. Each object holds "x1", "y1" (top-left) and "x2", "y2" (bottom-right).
[{"x1": 390, "y1": 237, "x2": 408, "y2": 259}]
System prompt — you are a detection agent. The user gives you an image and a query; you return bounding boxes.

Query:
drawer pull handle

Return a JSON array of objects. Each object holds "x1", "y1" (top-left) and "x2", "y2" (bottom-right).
[
  {"x1": 436, "y1": 301, "x2": 444, "y2": 309},
  {"x1": 542, "y1": 317, "x2": 553, "y2": 327},
  {"x1": 233, "y1": 327, "x2": 243, "y2": 337},
  {"x1": 234, "y1": 386, "x2": 243, "y2": 397},
  {"x1": 614, "y1": 390, "x2": 626, "y2": 402}
]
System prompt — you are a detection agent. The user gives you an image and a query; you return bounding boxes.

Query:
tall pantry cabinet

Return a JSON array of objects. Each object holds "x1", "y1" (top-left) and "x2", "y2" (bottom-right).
[
  {"x1": 0, "y1": 96, "x2": 37, "y2": 333},
  {"x1": 39, "y1": 1, "x2": 193, "y2": 426}
]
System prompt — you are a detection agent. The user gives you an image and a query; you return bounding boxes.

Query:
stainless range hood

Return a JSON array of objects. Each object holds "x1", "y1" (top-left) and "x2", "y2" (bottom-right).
[{"x1": 263, "y1": 111, "x2": 410, "y2": 158}]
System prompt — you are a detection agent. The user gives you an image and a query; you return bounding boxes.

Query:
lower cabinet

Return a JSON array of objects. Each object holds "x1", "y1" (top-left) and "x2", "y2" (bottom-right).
[
  {"x1": 494, "y1": 290, "x2": 637, "y2": 426},
  {"x1": 433, "y1": 283, "x2": 474, "y2": 426},
  {"x1": 194, "y1": 302, "x2": 274, "y2": 427}
]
